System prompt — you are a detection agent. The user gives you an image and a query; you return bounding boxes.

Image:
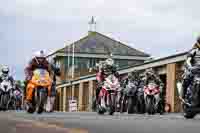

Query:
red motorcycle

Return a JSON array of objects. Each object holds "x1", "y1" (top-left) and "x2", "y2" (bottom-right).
[
  {"x1": 144, "y1": 83, "x2": 161, "y2": 114},
  {"x1": 97, "y1": 74, "x2": 121, "y2": 115}
]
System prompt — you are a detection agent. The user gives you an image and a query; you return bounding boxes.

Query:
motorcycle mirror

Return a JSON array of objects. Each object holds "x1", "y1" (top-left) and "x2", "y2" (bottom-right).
[{"x1": 176, "y1": 82, "x2": 182, "y2": 97}]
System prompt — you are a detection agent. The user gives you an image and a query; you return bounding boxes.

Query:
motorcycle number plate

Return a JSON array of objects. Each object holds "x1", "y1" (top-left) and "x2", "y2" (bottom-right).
[
  {"x1": 149, "y1": 87, "x2": 154, "y2": 90},
  {"x1": 39, "y1": 80, "x2": 46, "y2": 84}
]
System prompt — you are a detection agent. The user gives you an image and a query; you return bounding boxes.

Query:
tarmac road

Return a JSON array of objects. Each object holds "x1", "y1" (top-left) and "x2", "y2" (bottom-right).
[{"x1": 1, "y1": 111, "x2": 200, "y2": 133}]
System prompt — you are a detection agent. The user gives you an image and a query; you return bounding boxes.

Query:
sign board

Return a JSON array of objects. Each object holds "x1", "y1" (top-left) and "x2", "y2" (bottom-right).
[{"x1": 68, "y1": 98, "x2": 78, "y2": 112}]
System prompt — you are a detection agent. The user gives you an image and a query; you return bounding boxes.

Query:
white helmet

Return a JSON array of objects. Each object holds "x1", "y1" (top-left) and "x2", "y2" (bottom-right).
[
  {"x1": 34, "y1": 50, "x2": 46, "y2": 58},
  {"x1": 1, "y1": 65, "x2": 9, "y2": 75},
  {"x1": 106, "y1": 58, "x2": 114, "y2": 66}
]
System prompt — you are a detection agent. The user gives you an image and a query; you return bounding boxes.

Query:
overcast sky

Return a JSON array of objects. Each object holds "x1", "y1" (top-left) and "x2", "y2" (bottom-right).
[{"x1": 0, "y1": 0, "x2": 200, "y2": 80}]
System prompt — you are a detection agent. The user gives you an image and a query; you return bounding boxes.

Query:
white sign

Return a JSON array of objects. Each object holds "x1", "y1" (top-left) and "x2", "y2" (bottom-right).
[{"x1": 69, "y1": 99, "x2": 77, "y2": 112}]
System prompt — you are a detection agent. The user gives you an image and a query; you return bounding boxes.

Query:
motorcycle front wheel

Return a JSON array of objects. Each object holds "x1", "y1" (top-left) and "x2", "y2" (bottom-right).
[
  {"x1": 1, "y1": 94, "x2": 9, "y2": 111},
  {"x1": 127, "y1": 97, "x2": 134, "y2": 114},
  {"x1": 120, "y1": 95, "x2": 127, "y2": 113},
  {"x1": 36, "y1": 88, "x2": 47, "y2": 114},
  {"x1": 183, "y1": 103, "x2": 196, "y2": 119},
  {"x1": 108, "y1": 93, "x2": 115, "y2": 115},
  {"x1": 96, "y1": 96, "x2": 106, "y2": 115},
  {"x1": 146, "y1": 96, "x2": 156, "y2": 115}
]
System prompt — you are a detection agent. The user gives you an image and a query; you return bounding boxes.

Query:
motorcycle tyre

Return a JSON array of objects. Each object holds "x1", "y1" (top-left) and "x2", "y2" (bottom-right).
[
  {"x1": 127, "y1": 97, "x2": 134, "y2": 114},
  {"x1": 36, "y1": 89, "x2": 47, "y2": 114},
  {"x1": 146, "y1": 96, "x2": 156, "y2": 115}
]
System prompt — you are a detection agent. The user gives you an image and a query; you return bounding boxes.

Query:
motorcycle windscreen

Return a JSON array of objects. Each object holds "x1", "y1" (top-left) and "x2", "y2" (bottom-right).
[
  {"x1": 0, "y1": 81, "x2": 12, "y2": 92},
  {"x1": 148, "y1": 83, "x2": 157, "y2": 90},
  {"x1": 32, "y1": 69, "x2": 51, "y2": 86}
]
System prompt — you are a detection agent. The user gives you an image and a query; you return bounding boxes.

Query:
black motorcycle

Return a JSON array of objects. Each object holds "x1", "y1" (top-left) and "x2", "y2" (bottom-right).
[
  {"x1": 136, "y1": 87, "x2": 145, "y2": 114},
  {"x1": 120, "y1": 80, "x2": 138, "y2": 114},
  {"x1": 177, "y1": 66, "x2": 200, "y2": 119}
]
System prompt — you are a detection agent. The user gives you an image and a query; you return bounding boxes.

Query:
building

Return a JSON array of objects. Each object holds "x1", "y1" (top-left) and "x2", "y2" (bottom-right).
[
  {"x1": 55, "y1": 52, "x2": 188, "y2": 112},
  {"x1": 47, "y1": 31, "x2": 150, "y2": 83}
]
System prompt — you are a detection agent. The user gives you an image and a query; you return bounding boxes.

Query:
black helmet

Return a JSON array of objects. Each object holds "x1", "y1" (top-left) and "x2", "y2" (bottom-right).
[
  {"x1": 145, "y1": 68, "x2": 155, "y2": 76},
  {"x1": 192, "y1": 36, "x2": 200, "y2": 49},
  {"x1": 128, "y1": 73, "x2": 132, "y2": 79},
  {"x1": 197, "y1": 35, "x2": 200, "y2": 44},
  {"x1": 127, "y1": 70, "x2": 138, "y2": 80}
]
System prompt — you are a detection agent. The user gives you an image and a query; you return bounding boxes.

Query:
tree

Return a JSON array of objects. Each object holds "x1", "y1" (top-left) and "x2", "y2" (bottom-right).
[{"x1": 15, "y1": 80, "x2": 25, "y2": 91}]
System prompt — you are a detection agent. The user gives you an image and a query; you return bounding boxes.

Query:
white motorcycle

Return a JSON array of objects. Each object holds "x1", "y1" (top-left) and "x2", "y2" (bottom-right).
[
  {"x1": 0, "y1": 79, "x2": 13, "y2": 111},
  {"x1": 144, "y1": 83, "x2": 161, "y2": 114},
  {"x1": 97, "y1": 74, "x2": 121, "y2": 115}
]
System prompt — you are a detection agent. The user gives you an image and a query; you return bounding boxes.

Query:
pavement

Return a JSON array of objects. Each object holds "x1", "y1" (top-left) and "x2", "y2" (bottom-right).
[{"x1": 1, "y1": 111, "x2": 200, "y2": 133}]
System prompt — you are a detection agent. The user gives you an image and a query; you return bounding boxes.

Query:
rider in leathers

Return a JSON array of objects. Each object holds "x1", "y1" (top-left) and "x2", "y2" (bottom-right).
[
  {"x1": 95, "y1": 57, "x2": 119, "y2": 99},
  {"x1": 143, "y1": 68, "x2": 164, "y2": 92},
  {"x1": 121, "y1": 71, "x2": 142, "y2": 98},
  {"x1": 0, "y1": 66, "x2": 15, "y2": 86},
  {"x1": 0, "y1": 66, "x2": 15, "y2": 96},
  {"x1": 24, "y1": 50, "x2": 52, "y2": 110},
  {"x1": 181, "y1": 36, "x2": 200, "y2": 106},
  {"x1": 122, "y1": 70, "x2": 141, "y2": 89},
  {"x1": 143, "y1": 68, "x2": 164, "y2": 113},
  {"x1": 47, "y1": 58, "x2": 61, "y2": 112},
  {"x1": 121, "y1": 70, "x2": 143, "y2": 112}
]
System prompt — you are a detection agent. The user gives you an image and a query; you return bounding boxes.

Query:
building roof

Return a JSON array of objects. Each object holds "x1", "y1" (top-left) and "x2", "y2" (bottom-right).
[{"x1": 48, "y1": 31, "x2": 150, "y2": 57}]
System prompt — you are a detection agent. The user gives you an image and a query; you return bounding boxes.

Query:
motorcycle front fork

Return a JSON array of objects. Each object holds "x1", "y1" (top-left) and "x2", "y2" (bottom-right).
[
  {"x1": 144, "y1": 93, "x2": 160, "y2": 107},
  {"x1": 100, "y1": 95, "x2": 106, "y2": 108},
  {"x1": 100, "y1": 93, "x2": 117, "y2": 108}
]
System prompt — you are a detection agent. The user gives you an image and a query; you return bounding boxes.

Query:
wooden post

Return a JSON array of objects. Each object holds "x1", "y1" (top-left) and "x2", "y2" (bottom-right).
[
  {"x1": 63, "y1": 87, "x2": 67, "y2": 112},
  {"x1": 166, "y1": 63, "x2": 176, "y2": 112},
  {"x1": 72, "y1": 85, "x2": 75, "y2": 98},
  {"x1": 59, "y1": 88, "x2": 62, "y2": 111},
  {"x1": 78, "y1": 82, "x2": 84, "y2": 111},
  {"x1": 88, "y1": 80, "x2": 94, "y2": 111}
]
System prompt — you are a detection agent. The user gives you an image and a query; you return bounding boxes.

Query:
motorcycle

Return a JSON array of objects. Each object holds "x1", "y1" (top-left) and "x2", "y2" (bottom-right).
[
  {"x1": 177, "y1": 67, "x2": 200, "y2": 119},
  {"x1": 0, "y1": 79, "x2": 13, "y2": 111},
  {"x1": 97, "y1": 74, "x2": 121, "y2": 115},
  {"x1": 12, "y1": 89, "x2": 23, "y2": 110},
  {"x1": 136, "y1": 87, "x2": 146, "y2": 114},
  {"x1": 25, "y1": 68, "x2": 52, "y2": 114},
  {"x1": 144, "y1": 82, "x2": 161, "y2": 115},
  {"x1": 120, "y1": 80, "x2": 138, "y2": 114}
]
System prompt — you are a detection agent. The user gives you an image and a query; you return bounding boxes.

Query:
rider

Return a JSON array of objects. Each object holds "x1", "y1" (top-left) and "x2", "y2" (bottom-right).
[
  {"x1": 49, "y1": 57, "x2": 61, "y2": 98},
  {"x1": 0, "y1": 66, "x2": 15, "y2": 86},
  {"x1": 120, "y1": 70, "x2": 142, "y2": 112},
  {"x1": 24, "y1": 50, "x2": 52, "y2": 109},
  {"x1": 13, "y1": 81, "x2": 23, "y2": 109},
  {"x1": 95, "y1": 55, "x2": 119, "y2": 98},
  {"x1": 181, "y1": 36, "x2": 200, "y2": 100},
  {"x1": 46, "y1": 57, "x2": 61, "y2": 112},
  {"x1": 143, "y1": 68, "x2": 164, "y2": 94},
  {"x1": 122, "y1": 70, "x2": 141, "y2": 88},
  {"x1": 142, "y1": 68, "x2": 164, "y2": 113},
  {"x1": 14, "y1": 82, "x2": 22, "y2": 94},
  {"x1": 0, "y1": 66, "x2": 15, "y2": 97}
]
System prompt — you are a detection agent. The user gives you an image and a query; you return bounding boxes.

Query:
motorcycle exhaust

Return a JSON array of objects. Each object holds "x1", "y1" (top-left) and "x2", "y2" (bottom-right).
[
  {"x1": 176, "y1": 82, "x2": 191, "y2": 106},
  {"x1": 176, "y1": 82, "x2": 182, "y2": 97},
  {"x1": 45, "y1": 96, "x2": 51, "y2": 112}
]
